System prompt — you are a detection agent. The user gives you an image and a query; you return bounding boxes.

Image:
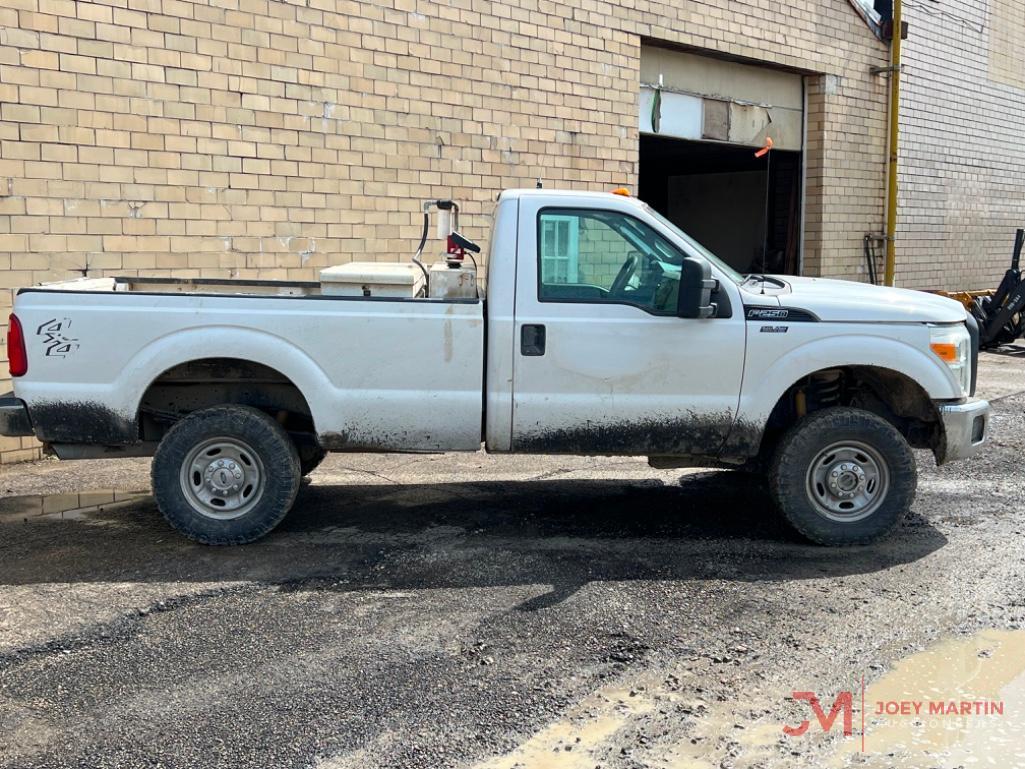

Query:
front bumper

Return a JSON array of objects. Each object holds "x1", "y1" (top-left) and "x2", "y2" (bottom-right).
[
  {"x1": 937, "y1": 397, "x2": 990, "y2": 464},
  {"x1": 0, "y1": 393, "x2": 34, "y2": 437}
]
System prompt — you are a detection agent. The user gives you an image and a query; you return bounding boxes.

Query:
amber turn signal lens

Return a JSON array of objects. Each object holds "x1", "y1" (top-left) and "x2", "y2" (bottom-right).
[{"x1": 930, "y1": 342, "x2": 958, "y2": 363}]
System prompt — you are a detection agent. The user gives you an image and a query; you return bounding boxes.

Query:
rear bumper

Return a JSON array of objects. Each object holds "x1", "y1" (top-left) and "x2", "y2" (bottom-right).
[
  {"x1": 937, "y1": 397, "x2": 990, "y2": 464},
  {"x1": 0, "y1": 393, "x2": 34, "y2": 437}
]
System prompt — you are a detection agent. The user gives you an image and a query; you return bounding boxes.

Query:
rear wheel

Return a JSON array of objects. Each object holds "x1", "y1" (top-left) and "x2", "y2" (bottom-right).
[
  {"x1": 152, "y1": 405, "x2": 301, "y2": 545},
  {"x1": 769, "y1": 407, "x2": 916, "y2": 545}
]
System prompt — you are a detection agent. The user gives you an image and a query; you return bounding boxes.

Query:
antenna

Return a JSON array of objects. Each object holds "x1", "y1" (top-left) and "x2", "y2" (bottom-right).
[
  {"x1": 536, "y1": 177, "x2": 543, "y2": 189},
  {"x1": 755, "y1": 136, "x2": 774, "y2": 294}
]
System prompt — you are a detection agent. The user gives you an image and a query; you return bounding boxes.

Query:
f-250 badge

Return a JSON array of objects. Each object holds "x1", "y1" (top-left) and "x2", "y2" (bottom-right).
[
  {"x1": 36, "y1": 318, "x2": 79, "y2": 358},
  {"x1": 747, "y1": 307, "x2": 790, "y2": 320}
]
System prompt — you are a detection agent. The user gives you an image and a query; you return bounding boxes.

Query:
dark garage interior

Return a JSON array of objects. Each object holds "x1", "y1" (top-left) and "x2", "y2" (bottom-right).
[{"x1": 638, "y1": 134, "x2": 803, "y2": 275}]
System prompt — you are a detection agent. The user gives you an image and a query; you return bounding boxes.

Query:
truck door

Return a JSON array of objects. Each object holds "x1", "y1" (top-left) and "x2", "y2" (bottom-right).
[{"x1": 510, "y1": 199, "x2": 746, "y2": 456}]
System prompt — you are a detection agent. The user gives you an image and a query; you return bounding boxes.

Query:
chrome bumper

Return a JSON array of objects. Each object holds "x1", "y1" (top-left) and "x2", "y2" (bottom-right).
[{"x1": 938, "y1": 397, "x2": 990, "y2": 464}]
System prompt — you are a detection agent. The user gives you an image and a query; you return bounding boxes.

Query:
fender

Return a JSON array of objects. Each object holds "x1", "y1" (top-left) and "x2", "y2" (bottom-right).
[
  {"x1": 123, "y1": 326, "x2": 332, "y2": 435},
  {"x1": 24, "y1": 326, "x2": 332, "y2": 445},
  {"x1": 729, "y1": 332, "x2": 961, "y2": 457}
]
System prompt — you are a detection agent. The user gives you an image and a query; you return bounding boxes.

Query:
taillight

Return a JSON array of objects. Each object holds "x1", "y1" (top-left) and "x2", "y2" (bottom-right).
[{"x1": 8, "y1": 314, "x2": 27, "y2": 377}]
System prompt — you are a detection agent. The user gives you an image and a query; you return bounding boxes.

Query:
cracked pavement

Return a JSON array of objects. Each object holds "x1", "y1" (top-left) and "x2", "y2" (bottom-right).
[{"x1": 1, "y1": 350, "x2": 1024, "y2": 768}]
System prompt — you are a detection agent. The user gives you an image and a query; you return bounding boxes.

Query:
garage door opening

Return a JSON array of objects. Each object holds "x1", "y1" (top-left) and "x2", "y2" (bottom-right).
[{"x1": 639, "y1": 134, "x2": 803, "y2": 276}]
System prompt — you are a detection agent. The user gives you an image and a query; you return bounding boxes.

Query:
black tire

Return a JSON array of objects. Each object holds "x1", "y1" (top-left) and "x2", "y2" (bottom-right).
[
  {"x1": 151, "y1": 405, "x2": 301, "y2": 545},
  {"x1": 299, "y1": 446, "x2": 327, "y2": 477},
  {"x1": 768, "y1": 407, "x2": 916, "y2": 546}
]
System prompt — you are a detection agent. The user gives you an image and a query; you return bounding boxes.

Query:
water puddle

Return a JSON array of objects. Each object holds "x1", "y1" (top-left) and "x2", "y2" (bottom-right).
[
  {"x1": 656, "y1": 629, "x2": 1025, "y2": 768},
  {"x1": 829, "y1": 628, "x2": 1025, "y2": 768},
  {"x1": 656, "y1": 718, "x2": 782, "y2": 769},
  {"x1": 472, "y1": 676, "x2": 662, "y2": 769},
  {"x1": 470, "y1": 628, "x2": 1025, "y2": 769},
  {"x1": 0, "y1": 489, "x2": 150, "y2": 524},
  {"x1": 470, "y1": 668, "x2": 785, "y2": 769}
]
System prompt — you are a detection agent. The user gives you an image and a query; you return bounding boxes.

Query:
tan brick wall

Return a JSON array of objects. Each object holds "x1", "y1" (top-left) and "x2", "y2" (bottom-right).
[
  {"x1": 898, "y1": 0, "x2": 1025, "y2": 290},
  {"x1": 0, "y1": 0, "x2": 889, "y2": 462}
]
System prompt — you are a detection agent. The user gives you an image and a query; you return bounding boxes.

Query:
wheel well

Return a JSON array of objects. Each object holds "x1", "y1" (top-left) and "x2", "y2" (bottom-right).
[
  {"x1": 138, "y1": 358, "x2": 316, "y2": 444},
  {"x1": 760, "y1": 366, "x2": 943, "y2": 461}
]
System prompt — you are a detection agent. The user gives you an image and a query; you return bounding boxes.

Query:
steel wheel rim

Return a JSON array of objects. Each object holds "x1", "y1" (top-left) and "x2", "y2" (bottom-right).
[
  {"x1": 179, "y1": 436, "x2": 265, "y2": 520},
  {"x1": 805, "y1": 440, "x2": 889, "y2": 523}
]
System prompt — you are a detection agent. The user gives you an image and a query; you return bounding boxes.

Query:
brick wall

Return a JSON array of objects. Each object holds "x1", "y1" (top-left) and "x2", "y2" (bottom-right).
[
  {"x1": 572, "y1": 213, "x2": 631, "y2": 288},
  {"x1": 898, "y1": 0, "x2": 1025, "y2": 289},
  {"x1": 0, "y1": 0, "x2": 889, "y2": 462}
]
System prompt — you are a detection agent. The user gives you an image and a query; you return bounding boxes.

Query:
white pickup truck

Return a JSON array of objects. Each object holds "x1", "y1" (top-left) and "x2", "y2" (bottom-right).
[{"x1": 2, "y1": 189, "x2": 989, "y2": 546}]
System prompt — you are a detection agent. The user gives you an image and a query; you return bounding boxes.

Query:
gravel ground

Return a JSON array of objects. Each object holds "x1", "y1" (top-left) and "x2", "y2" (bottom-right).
[{"x1": 1, "y1": 350, "x2": 1023, "y2": 769}]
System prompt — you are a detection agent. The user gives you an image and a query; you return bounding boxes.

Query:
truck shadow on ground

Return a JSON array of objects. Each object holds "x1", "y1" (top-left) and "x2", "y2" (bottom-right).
[{"x1": 0, "y1": 471, "x2": 947, "y2": 605}]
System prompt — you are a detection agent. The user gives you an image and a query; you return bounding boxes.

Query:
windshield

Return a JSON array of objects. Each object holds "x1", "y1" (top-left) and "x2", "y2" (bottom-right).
[{"x1": 642, "y1": 203, "x2": 745, "y2": 284}]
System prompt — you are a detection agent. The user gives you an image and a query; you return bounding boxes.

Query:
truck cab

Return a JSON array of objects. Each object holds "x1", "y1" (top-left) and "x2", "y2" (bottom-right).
[{"x1": 485, "y1": 190, "x2": 746, "y2": 458}]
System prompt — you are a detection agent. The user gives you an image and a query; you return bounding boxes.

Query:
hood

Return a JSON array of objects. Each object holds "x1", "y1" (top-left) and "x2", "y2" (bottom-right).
[{"x1": 747, "y1": 276, "x2": 968, "y2": 324}]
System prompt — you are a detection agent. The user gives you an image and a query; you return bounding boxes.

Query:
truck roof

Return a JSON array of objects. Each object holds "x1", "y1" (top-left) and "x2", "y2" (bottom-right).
[{"x1": 500, "y1": 188, "x2": 646, "y2": 206}]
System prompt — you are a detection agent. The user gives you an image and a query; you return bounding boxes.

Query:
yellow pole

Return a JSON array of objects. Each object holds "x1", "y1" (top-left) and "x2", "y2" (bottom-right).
[{"x1": 884, "y1": 0, "x2": 902, "y2": 287}]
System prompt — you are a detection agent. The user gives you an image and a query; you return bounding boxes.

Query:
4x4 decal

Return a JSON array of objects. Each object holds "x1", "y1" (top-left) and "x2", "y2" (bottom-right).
[{"x1": 36, "y1": 318, "x2": 80, "y2": 358}]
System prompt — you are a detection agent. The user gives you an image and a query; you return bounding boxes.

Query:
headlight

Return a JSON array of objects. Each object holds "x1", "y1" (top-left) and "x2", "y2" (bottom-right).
[{"x1": 930, "y1": 323, "x2": 971, "y2": 395}]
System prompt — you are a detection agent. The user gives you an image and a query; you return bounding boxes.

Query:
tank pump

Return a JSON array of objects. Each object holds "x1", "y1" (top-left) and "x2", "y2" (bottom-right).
[{"x1": 412, "y1": 199, "x2": 481, "y2": 299}]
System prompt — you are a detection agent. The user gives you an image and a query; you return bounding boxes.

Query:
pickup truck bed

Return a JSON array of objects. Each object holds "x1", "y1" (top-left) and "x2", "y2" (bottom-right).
[{"x1": 10, "y1": 275, "x2": 485, "y2": 454}]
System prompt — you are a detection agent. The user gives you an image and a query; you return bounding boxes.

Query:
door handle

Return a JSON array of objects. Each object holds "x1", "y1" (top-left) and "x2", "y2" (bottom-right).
[{"x1": 521, "y1": 324, "x2": 546, "y2": 356}]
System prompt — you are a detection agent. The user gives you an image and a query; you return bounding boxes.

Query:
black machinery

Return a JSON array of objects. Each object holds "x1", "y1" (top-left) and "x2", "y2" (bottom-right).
[{"x1": 970, "y1": 229, "x2": 1025, "y2": 349}]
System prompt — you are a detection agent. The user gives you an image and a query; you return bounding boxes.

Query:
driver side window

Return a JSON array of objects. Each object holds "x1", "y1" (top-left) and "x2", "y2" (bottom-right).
[{"x1": 537, "y1": 208, "x2": 682, "y2": 314}]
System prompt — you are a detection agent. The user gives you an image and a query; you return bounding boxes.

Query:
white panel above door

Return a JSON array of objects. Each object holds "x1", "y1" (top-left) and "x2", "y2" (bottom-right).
[
  {"x1": 638, "y1": 87, "x2": 702, "y2": 140},
  {"x1": 639, "y1": 45, "x2": 805, "y2": 150}
]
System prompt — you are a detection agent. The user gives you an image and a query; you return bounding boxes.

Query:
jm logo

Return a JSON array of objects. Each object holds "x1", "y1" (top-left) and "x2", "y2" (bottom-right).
[
  {"x1": 783, "y1": 691, "x2": 854, "y2": 737},
  {"x1": 36, "y1": 317, "x2": 80, "y2": 358}
]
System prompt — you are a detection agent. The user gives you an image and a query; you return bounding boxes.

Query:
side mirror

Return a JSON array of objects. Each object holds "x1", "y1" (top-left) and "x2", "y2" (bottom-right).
[{"x1": 678, "y1": 257, "x2": 718, "y2": 318}]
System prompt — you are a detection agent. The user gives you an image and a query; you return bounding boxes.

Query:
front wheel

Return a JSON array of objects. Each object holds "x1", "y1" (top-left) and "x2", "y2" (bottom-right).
[
  {"x1": 152, "y1": 405, "x2": 301, "y2": 545},
  {"x1": 769, "y1": 407, "x2": 916, "y2": 546}
]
